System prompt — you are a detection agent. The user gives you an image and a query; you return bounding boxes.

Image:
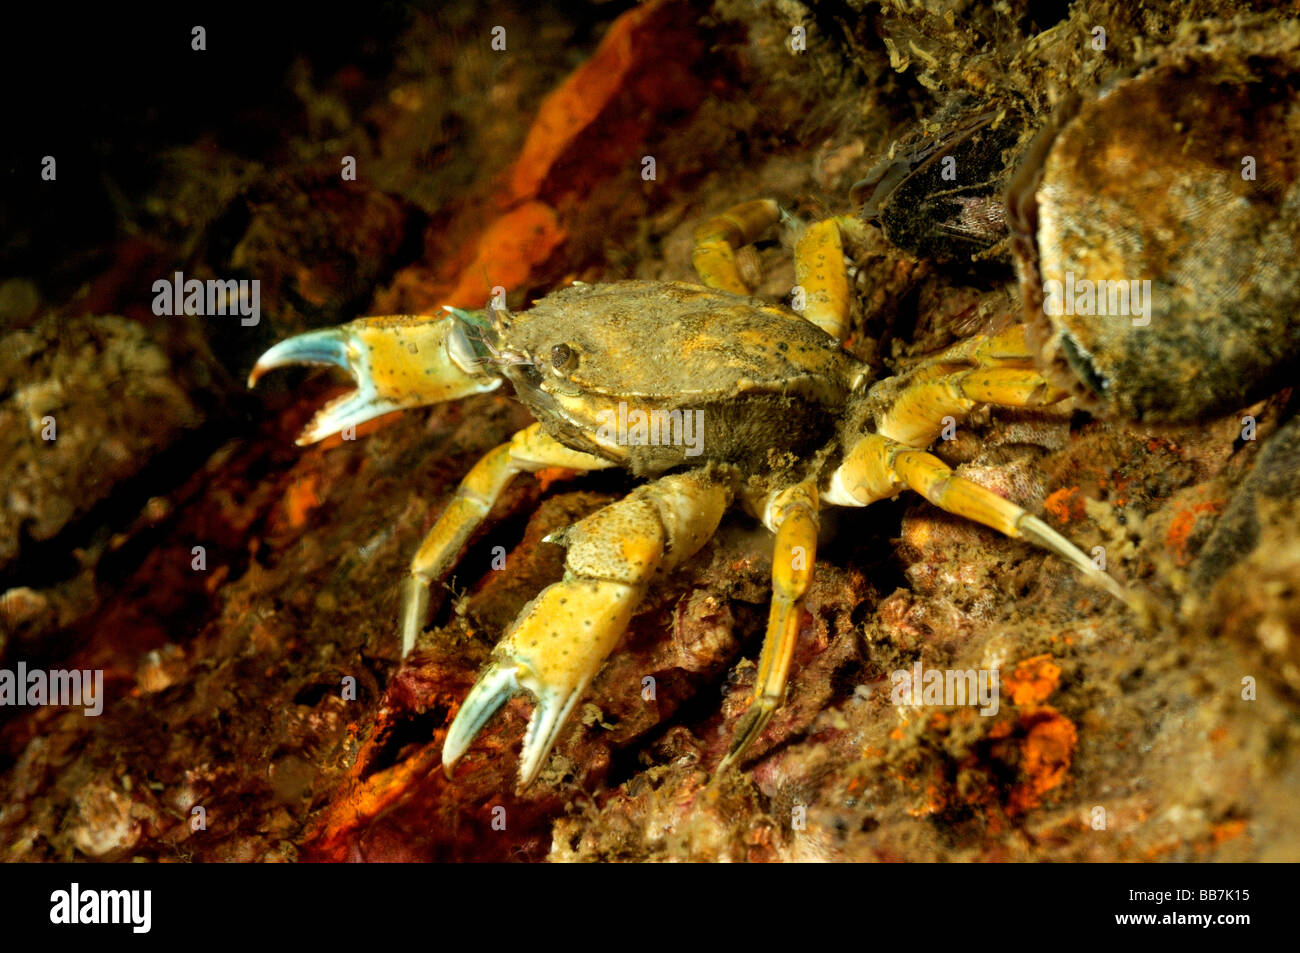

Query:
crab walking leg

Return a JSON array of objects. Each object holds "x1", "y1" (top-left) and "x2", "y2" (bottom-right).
[
  {"x1": 248, "y1": 313, "x2": 500, "y2": 445},
  {"x1": 691, "y1": 198, "x2": 783, "y2": 294},
  {"x1": 692, "y1": 199, "x2": 863, "y2": 342},
  {"x1": 824, "y1": 433, "x2": 1133, "y2": 607},
  {"x1": 876, "y1": 366, "x2": 1068, "y2": 447},
  {"x1": 873, "y1": 323, "x2": 1067, "y2": 446},
  {"x1": 912, "y1": 322, "x2": 1042, "y2": 371},
  {"x1": 791, "y1": 216, "x2": 869, "y2": 342},
  {"x1": 442, "y1": 470, "x2": 732, "y2": 791},
  {"x1": 401, "y1": 423, "x2": 615, "y2": 657},
  {"x1": 721, "y1": 480, "x2": 819, "y2": 770}
]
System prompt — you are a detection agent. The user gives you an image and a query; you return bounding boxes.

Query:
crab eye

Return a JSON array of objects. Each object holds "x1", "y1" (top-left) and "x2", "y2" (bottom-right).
[{"x1": 549, "y1": 343, "x2": 576, "y2": 372}]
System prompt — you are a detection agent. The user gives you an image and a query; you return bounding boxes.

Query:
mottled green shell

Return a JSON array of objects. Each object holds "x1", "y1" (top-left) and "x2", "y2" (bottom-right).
[{"x1": 498, "y1": 280, "x2": 860, "y2": 475}]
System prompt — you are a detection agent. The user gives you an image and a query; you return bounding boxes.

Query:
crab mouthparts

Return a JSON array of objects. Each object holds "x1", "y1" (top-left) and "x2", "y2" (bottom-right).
[{"x1": 443, "y1": 306, "x2": 532, "y2": 369}]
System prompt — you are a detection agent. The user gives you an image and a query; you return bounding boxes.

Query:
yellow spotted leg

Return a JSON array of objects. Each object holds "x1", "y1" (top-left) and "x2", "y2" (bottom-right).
[
  {"x1": 691, "y1": 198, "x2": 783, "y2": 295},
  {"x1": 876, "y1": 365, "x2": 1068, "y2": 446},
  {"x1": 442, "y1": 469, "x2": 732, "y2": 791},
  {"x1": 832, "y1": 323, "x2": 1135, "y2": 607},
  {"x1": 720, "y1": 479, "x2": 819, "y2": 769},
  {"x1": 870, "y1": 323, "x2": 1067, "y2": 445},
  {"x1": 692, "y1": 198, "x2": 867, "y2": 343},
  {"x1": 401, "y1": 423, "x2": 616, "y2": 657},
  {"x1": 791, "y1": 215, "x2": 871, "y2": 342},
  {"x1": 824, "y1": 432, "x2": 1135, "y2": 609}
]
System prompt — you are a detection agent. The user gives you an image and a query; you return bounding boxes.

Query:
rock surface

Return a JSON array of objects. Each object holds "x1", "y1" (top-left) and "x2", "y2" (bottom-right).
[{"x1": 1, "y1": 0, "x2": 1297, "y2": 862}]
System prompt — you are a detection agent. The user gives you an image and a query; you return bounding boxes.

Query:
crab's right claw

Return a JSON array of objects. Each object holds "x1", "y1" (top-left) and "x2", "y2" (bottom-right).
[
  {"x1": 441, "y1": 580, "x2": 643, "y2": 793},
  {"x1": 441, "y1": 470, "x2": 732, "y2": 792},
  {"x1": 248, "y1": 313, "x2": 501, "y2": 445}
]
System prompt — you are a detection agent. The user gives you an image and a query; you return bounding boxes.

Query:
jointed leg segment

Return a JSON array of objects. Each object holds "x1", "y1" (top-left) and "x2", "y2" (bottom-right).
[
  {"x1": 825, "y1": 432, "x2": 1131, "y2": 606},
  {"x1": 691, "y1": 199, "x2": 783, "y2": 296},
  {"x1": 723, "y1": 479, "x2": 820, "y2": 768},
  {"x1": 442, "y1": 469, "x2": 732, "y2": 790},
  {"x1": 876, "y1": 365, "x2": 1068, "y2": 446},
  {"x1": 874, "y1": 323, "x2": 1068, "y2": 446},
  {"x1": 692, "y1": 198, "x2": 865, "y2": 343},
  {"x1": 401, "y1": 423, "x2": 615, "y2": 657},
  {"x1": 792, "y1": 217, "x2": 858, "y2": 341}
]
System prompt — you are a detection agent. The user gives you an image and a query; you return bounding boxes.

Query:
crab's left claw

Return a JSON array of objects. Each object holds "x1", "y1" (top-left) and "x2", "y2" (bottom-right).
[{"x1": 249, "y1": 313, "x2": 501, "y2": 445}]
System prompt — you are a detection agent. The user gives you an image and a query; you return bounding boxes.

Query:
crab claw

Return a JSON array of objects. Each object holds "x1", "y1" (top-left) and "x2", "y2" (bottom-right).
[
  {"x1": 249, "y1": 313, "x2": 501, "y2": 445},
  {"x1": 442, "y1": 579, "x2": 642, "y2": 792}
]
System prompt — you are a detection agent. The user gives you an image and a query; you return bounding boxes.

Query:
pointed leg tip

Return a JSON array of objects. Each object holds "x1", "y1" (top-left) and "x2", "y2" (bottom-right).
[
  {"x1": 400, "y1": 575, "x2": 432, "y2": 659},
  {"x1": 514, "y1": 759, "x2": 545, "y2": 796},
  {"x1": 724, "y1": 701, "x2": 775, "y2": 772}
]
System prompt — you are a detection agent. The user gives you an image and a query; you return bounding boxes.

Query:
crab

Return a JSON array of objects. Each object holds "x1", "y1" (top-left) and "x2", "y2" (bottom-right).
[{"x1": 249, "y1": 197, "x2": 1134, "y2": 791}]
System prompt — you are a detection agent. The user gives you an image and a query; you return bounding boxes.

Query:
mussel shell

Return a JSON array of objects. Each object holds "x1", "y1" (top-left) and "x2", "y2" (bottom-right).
[
  {"x1": 854, "y1": 104, "x2": 1030, "y2": 264},
  {"x1": 1009, "y1": 18, "x2": 1300, "y2": 424}
]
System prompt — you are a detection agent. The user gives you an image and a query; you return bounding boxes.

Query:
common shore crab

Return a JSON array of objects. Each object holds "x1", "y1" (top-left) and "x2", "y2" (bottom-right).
[
  {"x1": 249, "y1": 15, "x2": 1300, "y2": 795},
  {"x1": 251, "y1": 197, "x2": 1134, "y2": 791}
]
